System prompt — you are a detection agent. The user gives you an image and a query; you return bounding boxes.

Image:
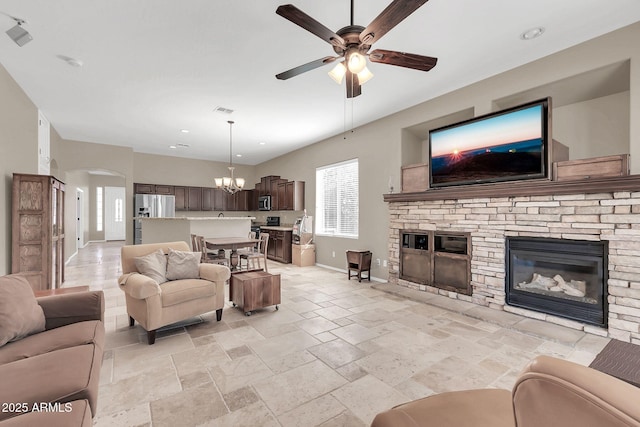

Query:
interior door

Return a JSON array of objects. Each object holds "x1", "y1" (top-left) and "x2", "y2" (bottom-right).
[{"x1": 105, "y1": 186, "x2": 126, "y2": 241}]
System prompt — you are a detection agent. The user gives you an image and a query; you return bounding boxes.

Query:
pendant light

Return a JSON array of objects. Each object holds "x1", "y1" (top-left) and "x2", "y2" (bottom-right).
[{"x1": 215, "y1": 120, "x2": 245, "y2": 194}]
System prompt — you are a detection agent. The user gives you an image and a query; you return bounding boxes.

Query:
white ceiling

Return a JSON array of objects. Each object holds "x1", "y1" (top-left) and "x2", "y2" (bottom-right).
[{"x1": 1, "y1": 1, "x2": 640, "y2": 165}]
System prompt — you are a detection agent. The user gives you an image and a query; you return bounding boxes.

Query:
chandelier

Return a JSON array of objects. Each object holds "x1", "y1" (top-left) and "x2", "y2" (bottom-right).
[{"x1": 214, "y1": 120, "x2": 245, "y2": 194}]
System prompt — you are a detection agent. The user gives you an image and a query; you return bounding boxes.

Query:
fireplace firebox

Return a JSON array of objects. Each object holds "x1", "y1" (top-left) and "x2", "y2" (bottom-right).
[{"x1": 505, "y1": 237, "x2": 607, "y2": 327}]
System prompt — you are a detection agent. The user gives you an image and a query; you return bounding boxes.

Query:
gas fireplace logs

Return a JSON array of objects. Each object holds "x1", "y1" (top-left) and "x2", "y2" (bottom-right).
[{"x1": 517, "y1": 273, "x2": 589, "y2": 299}]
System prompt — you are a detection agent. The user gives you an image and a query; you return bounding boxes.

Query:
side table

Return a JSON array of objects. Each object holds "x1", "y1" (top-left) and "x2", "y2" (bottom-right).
[
  {"x1": 230, "y1": 271, "x2": 281, "y2": 316},
  {"x1": 346, "y1": 250, "x2": 372, "y2": 282},
  {"x1": 34, "y1": 286, "x2": 90, "y2": 297}
]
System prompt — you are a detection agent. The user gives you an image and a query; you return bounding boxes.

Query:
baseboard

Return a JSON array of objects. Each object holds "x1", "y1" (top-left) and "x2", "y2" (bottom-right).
[
  {"x1": 315, "y1": 263, "x2": 387, "y2": 283},
  {"x1": 65, "y1": 251, "x2": 78, "y2": 265}
]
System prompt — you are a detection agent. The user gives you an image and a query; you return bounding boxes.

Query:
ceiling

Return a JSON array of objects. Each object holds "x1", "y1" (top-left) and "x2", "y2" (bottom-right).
[{"x1": 1, "y1": 1, "x2": 640, "y2": 166}]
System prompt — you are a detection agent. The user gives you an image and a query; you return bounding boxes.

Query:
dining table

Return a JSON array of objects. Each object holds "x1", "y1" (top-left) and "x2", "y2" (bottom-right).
[{"x1": 205, "y1": 237, "x2": 260, "y2": 270}]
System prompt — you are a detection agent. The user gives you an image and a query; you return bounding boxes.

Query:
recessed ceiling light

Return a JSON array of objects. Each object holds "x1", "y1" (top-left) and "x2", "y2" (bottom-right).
[
  {"x1": 236, "y1": 154, "x2": 242, "y2": 158},
  {"x1": 259, "y1": 142, "x2": 266, "y2": 145},
  {"x1": 169, "y1": 145, "x2": 177, "y2": 149},
  {"x1": 180, "y1": 129, "x2": 189, "y2": 133},
  {"x1": 520, "y1": 27, "x2": 545, "y2": 41}
]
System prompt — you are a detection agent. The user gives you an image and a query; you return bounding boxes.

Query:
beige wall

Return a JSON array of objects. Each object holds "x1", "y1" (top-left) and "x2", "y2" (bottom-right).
[
  {"x1": 0, "y1": 64, "x2": 39, "y2": 276},
  {"x1": 554, "y1": 92, "x2": 630, "y2": 160},
  {"x1": 133, "y1": 152, "x2": 257, "y2": 189},
  {"x1": 254, "y1": 22, "x2": 640, "y2": 278},
  {"x1": 2, "y1": 22, "x2": 640, "y2": 279}
]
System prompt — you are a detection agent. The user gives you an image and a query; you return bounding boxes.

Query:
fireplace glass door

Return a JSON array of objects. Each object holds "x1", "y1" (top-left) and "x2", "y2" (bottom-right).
[{"x1": 506, "y1": 237, "x2": 607, "y2": 327}]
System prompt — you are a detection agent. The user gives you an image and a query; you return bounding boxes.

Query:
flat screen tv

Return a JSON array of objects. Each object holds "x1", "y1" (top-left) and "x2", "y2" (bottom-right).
[{"x1": 429, "y1": 98, "x2": 551, "y2": 188}]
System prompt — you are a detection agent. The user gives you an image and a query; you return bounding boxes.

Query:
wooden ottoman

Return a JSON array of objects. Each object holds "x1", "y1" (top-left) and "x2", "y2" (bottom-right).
[{"x1": 230, "y1": 270, "x2": 281, "y2": 316}]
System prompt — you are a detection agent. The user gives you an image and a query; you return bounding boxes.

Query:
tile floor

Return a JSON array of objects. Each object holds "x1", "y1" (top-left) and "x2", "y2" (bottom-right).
[{"x1": 64, "y1": 241, "x2": 610, "y2": 427}]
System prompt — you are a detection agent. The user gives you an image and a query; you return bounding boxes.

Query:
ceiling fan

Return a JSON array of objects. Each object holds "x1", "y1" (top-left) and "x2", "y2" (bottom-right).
[{"x1": 275, "y1": 0, "x2": 438, "y2": 98}]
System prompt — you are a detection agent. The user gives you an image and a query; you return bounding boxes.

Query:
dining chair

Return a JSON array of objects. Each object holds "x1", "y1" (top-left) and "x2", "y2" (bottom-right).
[
  {"x1": 240, "y1": 232, "x2": 269, "y2": 272},
  {"x1": 236, "y1": 231, "x2": 257, "y2": 258},
  {"x1": 197, "y1": 235, "x2": 229, "y2": 266}
]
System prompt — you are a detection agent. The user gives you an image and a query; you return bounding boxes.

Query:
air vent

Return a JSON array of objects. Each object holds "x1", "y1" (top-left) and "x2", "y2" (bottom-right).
[
  {"x1": 214, "y1": 106, "x2": 234, "y2": 115},
  {"x1": 176, "y1": 143, "x2": 190, "y2": 148}
]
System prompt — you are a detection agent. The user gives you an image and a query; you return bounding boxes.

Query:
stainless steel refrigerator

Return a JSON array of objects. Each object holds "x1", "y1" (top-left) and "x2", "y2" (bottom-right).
[{"x1": 134, "y1": 194, "x2": 176, "y2": 244}]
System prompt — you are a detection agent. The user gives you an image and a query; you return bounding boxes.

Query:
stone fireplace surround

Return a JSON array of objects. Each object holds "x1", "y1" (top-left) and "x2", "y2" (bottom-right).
[{"x1": 386, "y1": 178, "x2": 640, "y2": 344}]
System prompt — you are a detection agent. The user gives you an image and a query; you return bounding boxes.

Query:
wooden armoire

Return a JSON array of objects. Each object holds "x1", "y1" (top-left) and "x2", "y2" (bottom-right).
[{"x1": 11, "y1": 173, "x2": 65, "y2": 291}]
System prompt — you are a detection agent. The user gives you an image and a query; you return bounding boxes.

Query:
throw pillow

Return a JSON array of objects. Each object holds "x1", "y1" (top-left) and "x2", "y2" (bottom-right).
[
  {"x1": 0, "y1": 275, "x2": 46, "y2": 347},
  {"x1": 166, "y1": 249, "x2": 201, "y2": 280},
  {"x1": 134, "y1": 249, "x2": 167, "y2": 284}
]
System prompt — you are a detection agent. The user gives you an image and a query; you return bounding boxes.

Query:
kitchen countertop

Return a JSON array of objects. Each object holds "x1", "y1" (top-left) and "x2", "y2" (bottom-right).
[
  {"x1": 136, "y1": 217, "x2": 256, "y2": 220},
  {"x1": 260, "y1": 225, "x2": 294, "y2": 231}
]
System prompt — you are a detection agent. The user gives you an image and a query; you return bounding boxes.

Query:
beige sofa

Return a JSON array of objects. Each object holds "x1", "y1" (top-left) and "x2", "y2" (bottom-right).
[
  {"x1": 371, "y1": 355, "x2": 640, "y2": 427},
  {"x1": 0, "y1": 275, "x2": 104, "y2": 427},
  {"x1": 119, "y1": 241, "x2": 230, "y2": 344}
]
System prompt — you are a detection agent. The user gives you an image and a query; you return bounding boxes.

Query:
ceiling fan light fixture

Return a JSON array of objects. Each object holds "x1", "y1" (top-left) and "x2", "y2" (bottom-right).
[
  {"x1": 357, "y1": 66, "x2": 374, "y2": 84},
  {"x1": 328, "y1": 62, "x2": 347, "y2": 84},
  {"x1": 347, "y1": 51, "x2": 366, "y2": 74}
]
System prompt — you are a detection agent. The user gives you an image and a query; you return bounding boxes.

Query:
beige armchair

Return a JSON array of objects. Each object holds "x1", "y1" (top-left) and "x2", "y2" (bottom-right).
[
  {"x1": 118, "y1": 241, "x2": 230, "y2": 344},
  {"x1": 371, "y1": 355, "x2": 640, "y2": 427}
]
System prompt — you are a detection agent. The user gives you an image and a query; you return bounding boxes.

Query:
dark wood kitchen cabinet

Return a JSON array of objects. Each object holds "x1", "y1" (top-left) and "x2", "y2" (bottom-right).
[
  {"x1": 174, "y1": 186, "x2": 202, "y2": 211},
  {"x1": 134, "y1": 177, "x2": 303, "y2": 212},
  {"x1": 201, "y1": 187, "x2": 214, "y2": 210},
  {"x1": 270, "y1": 178, "x2": 288, "y2": 210},
  {"x1": 213, "y1": 188, "x2": 228, "y2": 211},
  {"x1": 155, "y1": 184, "x2": 175, "y2": 195},
  {"x1": 234, "y1": 190, "x2": 252, "y2": 211},
  {"x1": 134, "y1": 183, "x2": 155, "y2": 194},
  {"x1": 134, "y1": 183, "x2": 174, "y2": 195},
  {"x1": 277, "y1": 181, "x2": 305, "y2": 211},
  {"x1": 188, "y1": 187, "x2": 202, "y2": 211},
  {"x1": 174, "y1": 186, "x2": 187, "y2": 211},
  {"x1": 266, "y1": 230, "x2": 292, "y2": 263}
]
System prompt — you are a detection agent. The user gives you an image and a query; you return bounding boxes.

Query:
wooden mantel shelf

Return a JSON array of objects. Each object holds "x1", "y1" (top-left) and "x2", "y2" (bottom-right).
[{"x1": 383, "y1": 175, "x2": 640, "y2": 203}]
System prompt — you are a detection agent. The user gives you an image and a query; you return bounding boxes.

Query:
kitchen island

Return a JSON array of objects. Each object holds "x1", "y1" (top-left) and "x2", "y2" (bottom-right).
[{"x1": 138, "y1": 217, "x2": 254, "y2": 246}]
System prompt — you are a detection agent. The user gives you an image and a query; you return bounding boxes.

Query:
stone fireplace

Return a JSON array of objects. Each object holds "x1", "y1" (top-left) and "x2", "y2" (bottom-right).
[
  {"x1": 385, "y1": 177, "x2": 640, "y2": 343},
  {"x1": 505, "y1": 237, "x2": 607, "y2": 327}
]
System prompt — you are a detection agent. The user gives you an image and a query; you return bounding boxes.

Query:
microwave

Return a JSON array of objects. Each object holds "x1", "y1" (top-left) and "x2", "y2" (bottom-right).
[{"x1": 258, "y1": 195, "x2": 271, "y2": 211}]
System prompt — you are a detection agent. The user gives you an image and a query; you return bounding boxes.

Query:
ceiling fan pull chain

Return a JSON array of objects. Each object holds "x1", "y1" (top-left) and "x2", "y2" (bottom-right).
[
  {"x1": 343, "y1": 96, "x2": 348, "y2": 139},
  {"x1": 350, "y1": 93, "x2": 354, "y2": 134}
]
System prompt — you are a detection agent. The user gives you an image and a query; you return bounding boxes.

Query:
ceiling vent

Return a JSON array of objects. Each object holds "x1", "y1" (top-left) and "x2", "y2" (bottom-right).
[
  {"x1": 176, "y1": 143, "x2": 190, "y2": 148},
  {"x1": 214, "y1": 106, "x2": 234, "y2": 115}
]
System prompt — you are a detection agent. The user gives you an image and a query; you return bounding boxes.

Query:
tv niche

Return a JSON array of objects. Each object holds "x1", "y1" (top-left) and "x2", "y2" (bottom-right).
[{"x1": 429, "y1": 98, "x2": 551, "y2": 188}]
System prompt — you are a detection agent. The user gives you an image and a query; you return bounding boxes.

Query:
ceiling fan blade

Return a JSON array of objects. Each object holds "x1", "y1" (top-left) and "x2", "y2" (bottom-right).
[
  {"x1": 369, "y1": 49, "x2": 437, "y2": 72},
  {"x1": 276, "y1": 56, "x2": 338, "y2": 80},
  {"x1": 359, "y1": 0, "x2": 429, "y2": 45},
  {"x1": 276, "y1": 4, "x2": 345, "y2": 48},
  {"x1": 345, "y1": 70, "x2": 362, "y2": 98}
]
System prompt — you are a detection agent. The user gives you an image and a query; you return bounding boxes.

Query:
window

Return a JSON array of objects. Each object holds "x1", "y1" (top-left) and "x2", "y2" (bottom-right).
[
  {"x1": 114, "y1": 198, "x2": 123, "y2": 222},
  {"x1": 316, "y1": 158, "x2": 359, "y2": 238},
  {"x1": 96, "y1": 187, "x2": 103, "y2": 232}
]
